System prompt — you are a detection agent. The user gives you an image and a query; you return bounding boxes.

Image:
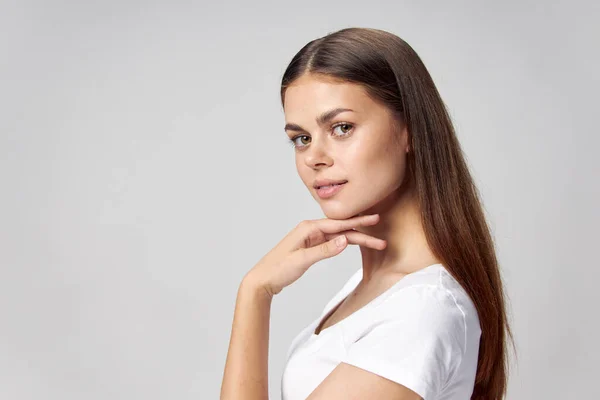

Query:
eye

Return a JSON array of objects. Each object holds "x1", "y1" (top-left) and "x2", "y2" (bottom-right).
[
  {"x1": 287, "y1": 123, "x2": 354, "y2": 150},
  {"x1": 289, "y1": 135, "x2": 311, "y2": 149},
  {"x1": 332, "y1": 122, "x2": 354, "y2": 137}
]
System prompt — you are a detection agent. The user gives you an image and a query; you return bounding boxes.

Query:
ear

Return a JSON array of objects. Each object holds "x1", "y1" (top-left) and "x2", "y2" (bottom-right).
[
  {"x1": 400, "y1": 125, "x2": 410, "y2": 153},
  {"x1": 392, "y1": 116, "x2": 410, "y2": 153}
]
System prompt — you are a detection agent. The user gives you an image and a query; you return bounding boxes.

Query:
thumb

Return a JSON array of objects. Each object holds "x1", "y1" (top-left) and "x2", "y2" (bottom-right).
[{"x1": 299, "y1": 234, "x2": 348, "y2": 268}]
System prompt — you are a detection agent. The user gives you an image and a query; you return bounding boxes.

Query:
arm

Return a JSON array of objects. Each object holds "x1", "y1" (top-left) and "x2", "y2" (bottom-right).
[
  {"x1": 219, "y1": 214, "x2": 385, "y2": 399},
  {"x1": 219, "y1": 280, "x2": 422, "y2": 400},
  {"x1": 220, "y1": 277, "x2": 272, "y2": 400}
]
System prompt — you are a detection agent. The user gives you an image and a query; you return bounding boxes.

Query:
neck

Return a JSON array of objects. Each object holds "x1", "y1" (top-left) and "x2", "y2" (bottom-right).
[{"x1": 354, "y1": 186, "x2": 439, "y2": 282}]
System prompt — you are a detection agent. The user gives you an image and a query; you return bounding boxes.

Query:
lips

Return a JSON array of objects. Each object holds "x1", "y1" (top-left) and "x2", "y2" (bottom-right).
[
  {"x1": 313, "y1": 179, "x2": 348, "y2": 189},
  {"x1": 315, "y1": 181, "x2": 347, "y2": 199},
  {"x1": 318, "y1": 183, "x2": 344, "y2": 189}
]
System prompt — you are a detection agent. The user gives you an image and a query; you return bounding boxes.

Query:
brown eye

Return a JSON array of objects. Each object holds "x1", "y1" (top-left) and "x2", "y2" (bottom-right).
[
  {"x1": 333, "y1": 123, "x2": 353, "y2": 136},
  {"x1": 290, "y1": 135, "x2": 311, "y2": 148}
]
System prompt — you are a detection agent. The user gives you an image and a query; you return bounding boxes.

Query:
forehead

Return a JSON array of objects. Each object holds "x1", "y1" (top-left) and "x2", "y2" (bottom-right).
[{"x1": 283, "y1": 74, "x2": 375, "y2": 118}]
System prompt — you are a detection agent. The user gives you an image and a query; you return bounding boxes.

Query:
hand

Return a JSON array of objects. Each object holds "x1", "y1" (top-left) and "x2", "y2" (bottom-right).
[{"x1": 244, "y1": 214, "x2": 386, "y2": 297}]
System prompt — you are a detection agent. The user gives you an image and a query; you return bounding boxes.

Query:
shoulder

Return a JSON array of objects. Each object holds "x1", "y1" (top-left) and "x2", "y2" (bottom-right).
[
  {"x1": 378, "y1": 282, "x2": 468, "y2": 356},
  {"x1": 339, "y1": 266, "x2": 480, "y2": 398},
  {"x1": 344, "y1": 264, "x2": 483, "y2": 365},
  {"x1": 378, "y1": 265, "x2": 480, "y2": 349},
  {"x1": 386, "y1": 265, "x2": 478, "y2": 330}
]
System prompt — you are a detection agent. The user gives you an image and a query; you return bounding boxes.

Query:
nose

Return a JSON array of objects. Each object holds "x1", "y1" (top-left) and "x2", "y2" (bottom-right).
[{"x1": 303, "y1": 137, "x2": 333, "y2": 169}]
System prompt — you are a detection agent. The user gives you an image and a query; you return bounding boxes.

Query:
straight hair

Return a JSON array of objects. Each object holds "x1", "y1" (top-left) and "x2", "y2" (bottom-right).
[{"x1": 280, "y1": 27, "x2": 516, "y2": 400}]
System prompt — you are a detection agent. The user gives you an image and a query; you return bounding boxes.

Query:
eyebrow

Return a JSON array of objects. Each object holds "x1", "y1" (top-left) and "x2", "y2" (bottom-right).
[{"x1": 284, "y1": 108, "x2": 354, "y2": 132}]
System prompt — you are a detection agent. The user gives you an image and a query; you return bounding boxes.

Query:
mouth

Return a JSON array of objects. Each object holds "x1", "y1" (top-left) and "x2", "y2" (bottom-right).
[
  {"x1": 314, "y1": 180, "x2": 348, "y2": 189},
  {"x1": 315, "y1": 182, "x2": 347, "y2": 199},
  {"x1": 316, "y1": 183, "x2": 344, "y2": 189}
]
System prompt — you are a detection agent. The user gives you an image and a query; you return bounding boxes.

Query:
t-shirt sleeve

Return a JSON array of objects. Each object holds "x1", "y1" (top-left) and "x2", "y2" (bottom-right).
[{"x1": 340, "y1": 285, "x2": 466, "y2": 399}]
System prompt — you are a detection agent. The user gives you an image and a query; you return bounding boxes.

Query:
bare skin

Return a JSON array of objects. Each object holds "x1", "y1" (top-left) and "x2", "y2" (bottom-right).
[{"x1": 220, "y1": 73, "x2": 440, "y2": 400}]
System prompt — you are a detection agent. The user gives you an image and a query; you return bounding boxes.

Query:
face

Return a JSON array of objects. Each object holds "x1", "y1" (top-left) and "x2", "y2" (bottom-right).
[{"x1": 283, "y1": 73, "x2": 411, "y2": 220}]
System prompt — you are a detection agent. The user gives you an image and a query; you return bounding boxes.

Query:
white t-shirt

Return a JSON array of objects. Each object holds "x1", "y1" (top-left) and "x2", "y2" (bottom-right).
[{"x1": 281, "y1": 263, "x2": 481, "y2": 400}]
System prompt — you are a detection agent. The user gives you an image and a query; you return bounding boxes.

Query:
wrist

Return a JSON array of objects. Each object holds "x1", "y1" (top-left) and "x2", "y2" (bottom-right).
[{"x1": 240, "y1": 272, "x2": 274, "y2": 301}]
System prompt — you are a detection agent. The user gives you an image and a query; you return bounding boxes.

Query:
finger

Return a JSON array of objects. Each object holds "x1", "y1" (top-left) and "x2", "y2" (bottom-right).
[
  {"x1": 294, "y1": 234, "x2": 348, "y2": 269},
  {"x1": 315, "y1": 214, "x2": 381, "y2": 235},
  {"x1": 344, "y1": 230, "x2": 387, "y2": 250},
  {"x1": 325, "y1": 230, "x2": 387, "y2": 250}
]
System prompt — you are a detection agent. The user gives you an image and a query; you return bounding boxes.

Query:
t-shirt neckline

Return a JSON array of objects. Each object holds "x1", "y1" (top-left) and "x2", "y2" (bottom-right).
[{"x1": 311, "y1": 262, "x2": 444, "y2": 337}]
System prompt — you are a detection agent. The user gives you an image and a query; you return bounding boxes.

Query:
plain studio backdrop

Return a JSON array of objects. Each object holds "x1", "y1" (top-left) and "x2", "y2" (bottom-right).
[{"x1": 1, "y1": 0, "x2": 598, "y2": 398}]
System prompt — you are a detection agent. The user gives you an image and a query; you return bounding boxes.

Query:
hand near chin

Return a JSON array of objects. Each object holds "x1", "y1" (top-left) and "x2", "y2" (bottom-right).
[{"x1": 244, "y1": 214, "x2": 387, "y2": 297}]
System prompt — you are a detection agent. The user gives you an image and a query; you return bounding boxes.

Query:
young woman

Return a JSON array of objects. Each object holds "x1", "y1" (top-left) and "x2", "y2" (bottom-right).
[{"x1": 220, "y1": 27, "x2": 515, "y2": 400}]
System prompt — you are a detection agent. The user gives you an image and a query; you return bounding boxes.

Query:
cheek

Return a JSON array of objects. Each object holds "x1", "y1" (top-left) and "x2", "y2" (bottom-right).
[
  {"x1": 359, "y1": 140, "x2": 406, "y2": 187},
  {"x1": 381, "y1": 150, "x2": 407, "y2": 187}
]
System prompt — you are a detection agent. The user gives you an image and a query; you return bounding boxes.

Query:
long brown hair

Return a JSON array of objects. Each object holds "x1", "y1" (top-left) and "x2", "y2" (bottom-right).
[{"x1": 279, "y1": 27, "x2": 516, "y2": 399}]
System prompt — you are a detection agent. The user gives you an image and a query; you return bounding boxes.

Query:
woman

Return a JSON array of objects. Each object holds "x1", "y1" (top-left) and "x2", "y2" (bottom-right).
[{"x1": 220, "y1": 27, "x2": 515, "y2": 400}]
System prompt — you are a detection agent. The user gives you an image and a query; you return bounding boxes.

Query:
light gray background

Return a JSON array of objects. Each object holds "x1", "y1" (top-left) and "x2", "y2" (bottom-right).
[{"x1": 1, "y1": 0, "x2": 598, "y2": 399}]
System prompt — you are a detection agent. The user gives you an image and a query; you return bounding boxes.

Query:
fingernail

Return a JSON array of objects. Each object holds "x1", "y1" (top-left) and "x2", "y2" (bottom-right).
[{"x1": 336, "y1": 235, "x2": 346, "y2": 247}]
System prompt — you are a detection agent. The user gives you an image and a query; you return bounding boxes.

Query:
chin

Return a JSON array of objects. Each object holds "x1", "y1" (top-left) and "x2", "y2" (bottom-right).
[
  {"x1": 320, "y1": 203, "x2": 364, "y2": 220},
  {"x1": 319, "y1": 192, "x2": 390, "y2": 220}
]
